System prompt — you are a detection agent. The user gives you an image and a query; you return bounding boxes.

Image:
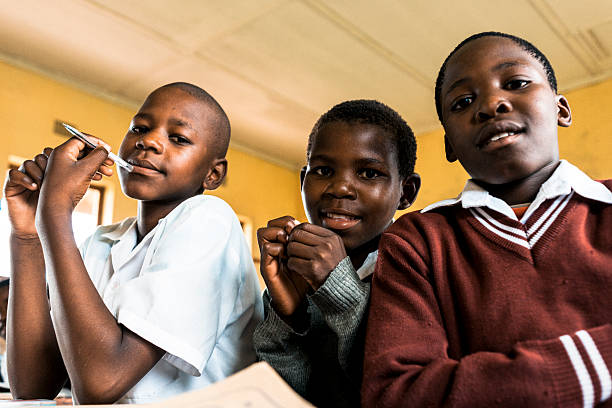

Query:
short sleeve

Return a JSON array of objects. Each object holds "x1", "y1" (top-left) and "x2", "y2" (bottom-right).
[{"x1": 107, "y1": 196, "x2": 256, "y2": 376}]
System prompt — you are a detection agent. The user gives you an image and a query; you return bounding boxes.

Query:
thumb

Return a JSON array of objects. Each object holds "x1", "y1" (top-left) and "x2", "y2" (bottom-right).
[{"x1": 77, "y1": 146, "x2": 110, "y2": 177}]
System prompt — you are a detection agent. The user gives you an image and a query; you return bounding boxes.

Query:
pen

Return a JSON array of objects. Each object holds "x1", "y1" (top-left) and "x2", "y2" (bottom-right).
[{"x1": 62, "y1": 123, "x2": 133, "y2": 172}]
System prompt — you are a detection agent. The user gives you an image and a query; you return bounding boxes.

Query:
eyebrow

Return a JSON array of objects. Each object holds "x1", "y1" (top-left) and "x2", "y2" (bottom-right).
[
  {"x1": 444, "y1": 60, "x2": 527, "y2": 97},
  {"x1": 309, "y1": 154, "x2": 386, "y2": 165},
  {"x1": 133, "y1": 113, "x2": 194, "y2": 130}
]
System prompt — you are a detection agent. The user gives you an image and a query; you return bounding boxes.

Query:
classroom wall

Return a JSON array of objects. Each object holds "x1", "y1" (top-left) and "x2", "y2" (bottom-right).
[
  {"x1": 2, "y1": 58, "x2": 611, "y2": 250},
  {"x1": 405, "y1": 78, "x2": 612, "y2": 214},
  {"x1": 0, "y1": 60, "x2": 306, "y2": 260}
]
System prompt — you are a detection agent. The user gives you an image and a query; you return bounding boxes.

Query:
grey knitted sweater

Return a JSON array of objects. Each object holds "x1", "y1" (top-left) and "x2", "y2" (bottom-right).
[{"x1": 253, "y1": 254, "x2": 375, "y2": 408}]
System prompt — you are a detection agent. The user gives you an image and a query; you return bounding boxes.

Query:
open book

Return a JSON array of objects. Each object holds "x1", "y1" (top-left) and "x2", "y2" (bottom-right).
[{"x1": 77, "y1": 362, "x2": 314, "y2": 407}]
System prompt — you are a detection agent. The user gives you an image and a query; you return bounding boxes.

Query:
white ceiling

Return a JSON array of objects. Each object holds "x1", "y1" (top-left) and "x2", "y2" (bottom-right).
[{"x1": 1, "y1": 0, "x2": 611, "y2": 169}]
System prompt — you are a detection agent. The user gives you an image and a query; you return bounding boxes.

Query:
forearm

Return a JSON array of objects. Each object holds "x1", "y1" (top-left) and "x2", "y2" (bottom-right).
[
  {"x1": 364, "y1": 322, "x2": 612, "y2": 408},
  {"x1": 310, "y1": 256, "x2": 369, "y2": 374},
  {"x1": 7, "y1": 234, "x2": 67, "y2": 399},
  {"x1": 253, "y1": 292, "x2": 312, "y2": 397},
  {"x1": 37, "y1": 212, "x2": 159, "y2": 403}
]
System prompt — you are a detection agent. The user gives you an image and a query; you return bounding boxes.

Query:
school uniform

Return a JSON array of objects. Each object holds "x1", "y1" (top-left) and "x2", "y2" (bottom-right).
[
  {"x1": 78, "y1": 194, "x2": 263, "y2": 404},
  {"x1": 254, "y1": 250, "x2": 377, "y2": 408},
  {"x1": 363, "y1": 160, "x2": 612, "y2": 408}
]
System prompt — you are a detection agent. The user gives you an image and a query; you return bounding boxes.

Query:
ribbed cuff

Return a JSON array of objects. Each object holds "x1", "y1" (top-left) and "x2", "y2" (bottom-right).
[
  {"x1": 253, "y1": 291, "x2": 309, "y2": 345},
  {"x1": 310, "y1": 257, "x2": 369, "y2": 315}
]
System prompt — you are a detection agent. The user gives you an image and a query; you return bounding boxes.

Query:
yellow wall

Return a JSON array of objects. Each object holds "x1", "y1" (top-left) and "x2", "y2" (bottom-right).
[
  {"x1": 2, "y1": 58, "x2": 611, "y2": 251},
  {"x1": 0, "y1": 60, "x2": 305, "y2": 258},
  {"x1": 404, "y1": 78, "x2": 612, "y2": 214}
]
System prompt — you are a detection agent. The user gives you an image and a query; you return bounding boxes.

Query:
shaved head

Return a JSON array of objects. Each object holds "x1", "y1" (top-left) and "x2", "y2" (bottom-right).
[{"x1": 158, "y1": 82, "x2": 231, "y2": 159}]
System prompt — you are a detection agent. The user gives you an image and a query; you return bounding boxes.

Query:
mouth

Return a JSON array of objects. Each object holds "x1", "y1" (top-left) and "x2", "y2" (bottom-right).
[
  {"x1": 477, "y1": 123, "x2": 525, "y2": 149},
  {"x1": 127, "y1": 158, "x2": 163, "y2": 174},
  {"x1": 320, "y1": 210, "x2": 361, "y2": 231}
]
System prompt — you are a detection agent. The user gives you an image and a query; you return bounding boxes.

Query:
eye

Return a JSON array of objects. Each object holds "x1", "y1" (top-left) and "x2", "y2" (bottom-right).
[
  {"x1": 169, "y1": 134, "x2": 190, "y2": 145},
  {"x1": 311, "y1": 166, "x2": 332, "y2": 177},
  {"x1": 504, "y1": 79, "x2": 530, "y2": 90},
  {"x1": 450, "y1": 96, "x2": 473, "y2": 112},
  {"x1": 358, "y1": 168, "x2": 384, "y2": 180},
  {"x1": 130, "y1": 125, "x2": 148, "y2": 134}
]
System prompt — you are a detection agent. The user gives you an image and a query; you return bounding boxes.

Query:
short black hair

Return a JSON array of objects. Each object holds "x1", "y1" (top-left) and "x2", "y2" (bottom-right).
[
  {"x1": 159, "y1": 82, "x2": 231, "y2": 158},
  {"x1": 434, "y1": 31, "x2": 558, "y2": 123},
  {"x1": 306, "y1": 99, "x2": 417, "y2": 178}
]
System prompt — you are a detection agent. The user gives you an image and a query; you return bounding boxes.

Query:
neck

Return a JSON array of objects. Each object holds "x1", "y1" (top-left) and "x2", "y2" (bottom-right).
[
  {"x1": 347, "y1": 234, "x2": 381, "y2": 270},
  {"x1": 475, "y1": 161, "x2": 560, "y2": 206},
  {"x1": 136, "y1": 198, "x2": 189, "y2": 242}
]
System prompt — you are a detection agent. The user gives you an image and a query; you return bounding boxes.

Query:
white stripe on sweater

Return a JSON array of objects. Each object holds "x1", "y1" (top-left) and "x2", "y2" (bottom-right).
[
  {"x1": 576, "y1": 330, "x2": 612, "y2": 403},
  {"x1": 560, "y1": 334, "x2": 595, "y2": 408},
  {"x1": 528, "y1": 193, "x2": 573, "y2": 247},
  {"x1": 469, "y1": 209, "x2": 530, "y2": 249}
]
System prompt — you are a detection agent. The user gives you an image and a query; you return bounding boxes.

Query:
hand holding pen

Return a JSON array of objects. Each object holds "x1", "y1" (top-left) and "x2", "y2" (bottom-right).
[
  {"x1": 36, "y1": 136, "x2": 115, "y2": 217},
  {"x1": 62, "y1": 123, "x2": 133, "y2": 172}
]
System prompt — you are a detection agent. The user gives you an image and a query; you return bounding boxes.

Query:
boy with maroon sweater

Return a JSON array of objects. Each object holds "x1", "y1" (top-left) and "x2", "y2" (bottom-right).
[{"x1": 362, "y1": 32, "x2": 612, "y2": 408}]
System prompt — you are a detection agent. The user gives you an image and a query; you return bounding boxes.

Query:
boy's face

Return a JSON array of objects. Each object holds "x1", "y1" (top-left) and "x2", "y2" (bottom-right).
[
  {"x1": 301, "y1": 121, "x2": 411, "y2": 252},
  {"x1": 118, "y1": 87, "x2": 219, "y2": 202},
  {"x1": 440, "y1": 37, "x2": 571, "y2": 185}
]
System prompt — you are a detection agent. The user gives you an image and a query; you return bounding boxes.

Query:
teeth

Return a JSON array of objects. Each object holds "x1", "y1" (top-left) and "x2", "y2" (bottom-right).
[
  {"x1": 489, "y1": 131, "x2": 515, "y2": 142},
  {"x1": 325, "y1": 213, "x2": 355, "y2": 220}
]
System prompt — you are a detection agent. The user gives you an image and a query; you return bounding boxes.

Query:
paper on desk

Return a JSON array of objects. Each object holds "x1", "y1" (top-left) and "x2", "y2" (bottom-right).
[
  {"x1": 79, "y1": 361, "x2": 315, "y2": 408},
  {"x1": 149, "y1": 361, "x2": 314, "y2": 408}
]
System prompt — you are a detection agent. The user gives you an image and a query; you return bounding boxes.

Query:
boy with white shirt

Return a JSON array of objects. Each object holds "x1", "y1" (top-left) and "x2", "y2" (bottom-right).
[{"x1": 5, "y1": 82, "x2": 262, "y2": 404}]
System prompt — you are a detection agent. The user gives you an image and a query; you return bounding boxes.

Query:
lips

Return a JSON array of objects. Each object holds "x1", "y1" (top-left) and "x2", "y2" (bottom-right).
[
  {"x1": 320, "y1": 209, "x2": 361, "y2": 231},
  {"x1": 476, "y1": 121, "x2": 524, "y2": 149},
  {"x1": 127, "y1": 158, "x2": 162, "y2": 174}
]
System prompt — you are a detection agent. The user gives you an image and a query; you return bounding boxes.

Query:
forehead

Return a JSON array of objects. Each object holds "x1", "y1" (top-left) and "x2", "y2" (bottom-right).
[
  {"x1": 442, "y1": 37, "x2": 546, "y2": 93},
  {"x1": 310, "y1": 121, "x2": 397, "y2": 163},
  {"x1": 138, "y1": 87, "x2": 213, "y2": 130}
]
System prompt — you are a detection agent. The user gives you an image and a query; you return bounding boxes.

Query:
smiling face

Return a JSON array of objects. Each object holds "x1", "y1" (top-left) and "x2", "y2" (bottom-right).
[
  {"x1": 302, "y1": 121, "x2": 415, "y2": 253},
  {"x1": 440, "y1": 36, "x2": 571, "y2": 185},
  {"x1": 118, "y1": 86, "x2": 222, "y2": 204}
]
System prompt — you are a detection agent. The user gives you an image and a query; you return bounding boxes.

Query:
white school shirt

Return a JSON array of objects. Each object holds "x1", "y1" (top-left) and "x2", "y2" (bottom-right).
[
  {"x1": 78, "y1": 194, "x2": 263, "y2": 404},
  {"x1": 422, "y1": 160, "x2": 612, "y2": 219}
]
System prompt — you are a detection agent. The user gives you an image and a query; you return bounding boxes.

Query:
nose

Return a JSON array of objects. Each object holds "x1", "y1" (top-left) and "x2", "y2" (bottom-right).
[
  {"x1": 135, "y1": 130, "x2": 164, "y2": 153},
  {"x1": 324, "y1": 172, "x2": 357, "y2": 200},
  {"x1": 475, "y1": 92, "x2": 511, "y2": 122}
]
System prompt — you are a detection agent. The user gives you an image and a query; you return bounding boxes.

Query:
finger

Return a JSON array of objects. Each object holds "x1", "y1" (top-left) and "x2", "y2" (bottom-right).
[
  {"x1": 19, "y1": 160, "x2": 45, "y2": 186},
  {"x1": 97, "y1": 163, "x2": 114, "y2": 177},
  {"x1": 286, "y1": 241, "x2": 321, "y2": 260},
  {"x1": 257, "y1": 226, "x2": 289, "y2": 247},
  {"x1": 288, "y1": 227, "x2": 338, "y2": 246},
  {"x1": 261, "y1": 242, "x2": 286, "y2": 260},
  {"x1": 290, "y1": 222, "x2": 336, "y2": 237},
  {"x1": 5, "y1": 168, "x2": 38, "y2": 191},
  {"x1": 77, "y1": 146, "x2": 110, "y2": 177},
  {"x1": 267, "y1": 216, "x2": 300, "y2": 234},
  {"x1": 33, "y1": 153, "x2": 49, "y2": 173}
]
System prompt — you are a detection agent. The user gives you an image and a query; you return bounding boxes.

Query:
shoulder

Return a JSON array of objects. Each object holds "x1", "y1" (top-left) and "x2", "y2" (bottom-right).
[
  {"x1": 164, "y1": 195, "x2": 240, "y2": 232},
  {"x1": 387, "y1": 207, "x2": 458, "y2": 241}
]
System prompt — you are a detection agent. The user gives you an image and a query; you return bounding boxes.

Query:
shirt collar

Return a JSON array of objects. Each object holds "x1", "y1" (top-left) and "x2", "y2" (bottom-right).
[
  {"x1": 421, "y1": 160, "x2": 612, "y2": 220},
  {"x1": 357, "y1": 250, "x2": 378, "y2": 280},
  {"x1": 99, "y1": 217, "x2": 138, "y2": 242}
]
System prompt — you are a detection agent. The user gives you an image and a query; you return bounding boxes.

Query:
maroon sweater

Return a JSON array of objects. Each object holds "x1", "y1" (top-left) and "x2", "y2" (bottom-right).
[{"x1": 363, "y1": 181, "x2": 612, "y2": 408}]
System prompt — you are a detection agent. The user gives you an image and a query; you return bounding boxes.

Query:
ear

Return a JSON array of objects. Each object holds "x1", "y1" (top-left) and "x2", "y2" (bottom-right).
[
  {"x1": 299, "y1": 166, "x2": 307, "y2": 190},
  {"x1": 556, "y1": 95, "x2": 572, "y2": 128},
  {"x1": 398, "y1": 173, "x2": 421, "y2": 210},
  {"x1": 202, "y1": 158, "x2": 228, "y2": 191},
  {"x1": 444, "y1": 134, "x2": 457, "y2": 162}
]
